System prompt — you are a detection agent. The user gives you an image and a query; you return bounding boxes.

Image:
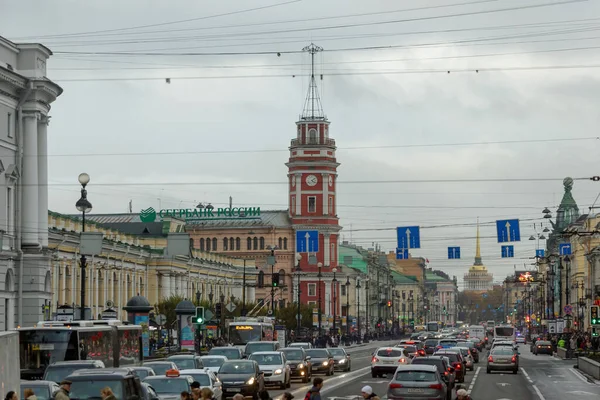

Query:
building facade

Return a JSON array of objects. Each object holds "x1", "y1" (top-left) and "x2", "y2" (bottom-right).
[
  {"x1": 463, "y1": 223, "x2": 493, "y2": 292},
  {"x1": 0, "y1": 36, "x2": 62, "y2": 330}
]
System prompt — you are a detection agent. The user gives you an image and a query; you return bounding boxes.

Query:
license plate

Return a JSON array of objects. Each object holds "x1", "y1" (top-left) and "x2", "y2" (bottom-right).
[
  {"x1": 407, "y1": 389, "x2": 424, "y2": 393},
  {"x1": 384, "y1": 360, "x2": 395, "y2": 364}
]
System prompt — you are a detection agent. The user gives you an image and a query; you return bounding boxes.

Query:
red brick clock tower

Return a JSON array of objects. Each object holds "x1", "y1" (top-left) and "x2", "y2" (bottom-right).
[{"x1": 286, "y1": 44, "x2": 342, "y2": 331}]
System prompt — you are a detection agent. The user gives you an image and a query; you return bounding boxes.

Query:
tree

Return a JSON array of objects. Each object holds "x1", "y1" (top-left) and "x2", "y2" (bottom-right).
[
  {"x1": 154, "y1": 294, "x2": 185, "y2": 328},
  {"x1": 276, "y1": 303, "x2": 314, "y2": 330}
]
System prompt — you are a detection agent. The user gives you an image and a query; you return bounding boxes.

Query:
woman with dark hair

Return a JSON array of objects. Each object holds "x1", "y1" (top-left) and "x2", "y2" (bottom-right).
[{"x1": 5, "y1": 392, "x2": 17, "y2": 400}]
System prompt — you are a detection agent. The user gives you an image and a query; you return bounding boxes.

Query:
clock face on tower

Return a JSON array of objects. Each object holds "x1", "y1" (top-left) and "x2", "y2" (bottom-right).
[{"x1": 306, "y1": 174, "x2": 318, "y2": 187}]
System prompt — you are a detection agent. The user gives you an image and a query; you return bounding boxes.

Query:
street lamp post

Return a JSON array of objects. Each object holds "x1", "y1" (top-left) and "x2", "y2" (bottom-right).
[
  {"x1": 317, "y1": 262, "x2": 323, "y2": 334},
  {"x1": 267, "y1": 246, "x2": 278, "y2": 314},
  {"x1": 345, "y1": 276, "x2": 350, "y2": 337},
  {"x1": 365, "y1": 279, "x2": 370, "y2": 338},
  {"x1": 208, "y1": 290, "x2": 214, "y2": 306},
  {"x1": 196, "y1": 291, "x2": 201, "y2": 305},
  {"x1": 295, "y1": 254, "x2": 302, "y2": 336},
  {"x1": 241, "y1": 259, "x2": 247, "y2": 316},
  {"x1": 356, "y1": 278, "x2": 362, "y2": 344},
  {"x1": 75, "y1": 173, "x2": 92, "y2": 321},
  {"x1": 332, "y1": 268, "x2": 337, "y2": 333}
]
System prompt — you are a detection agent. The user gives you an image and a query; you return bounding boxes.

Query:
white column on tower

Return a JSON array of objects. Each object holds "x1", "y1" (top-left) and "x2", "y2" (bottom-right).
[
  {"x1": 38, "y1": 117, "x2": 49, "y2": 247},
  {"x1": 22, "y1": 112, "x2": 40, "y2": 246},
  {"x1": 322, "y1": 173, "x2": 329, "y2": 215},
  {"x1": 295, "y1": 173, "x2": 302, "y2": 215},
  {"x1": 324, "y1": 234, "x2": 331, "y2": 266}
]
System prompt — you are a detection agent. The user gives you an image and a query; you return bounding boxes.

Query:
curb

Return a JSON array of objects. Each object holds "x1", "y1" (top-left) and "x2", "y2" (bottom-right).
[{"x1": 572, "y1": 366, "x2": 600, "y2": 385}]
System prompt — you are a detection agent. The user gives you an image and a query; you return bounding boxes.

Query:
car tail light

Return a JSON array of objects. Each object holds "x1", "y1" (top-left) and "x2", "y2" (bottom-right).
[
  {"x1": 399, "y1": 358, "x2": 407, "y2": 363},
  {"x1": 436, "y1": 345, "x2": 443, "y2": 349},
  {"x1": 488, "y1": 356, "x2": 493, "y2": 362},
  {"x1": 372, "y1": 357, "x2": 379, "y2": 362},
  {"x1": 418, "y1": 350, "x2": 425, "y2": 356},
  {"x1": 429, "y1": 384, "x2": 443, "y2": 390},
  {"x1": 455, "y1": 363, "x2": 461, "y2": 369},
  {"x1": 485, "y1": 337, "x2": 488, "y2": 341},
  {"x1": 511, "y1": 356, "x2": 516, "y2": 363},
  {"x1": 389, "y1": 383, "x2": 403, "y2": 389}
]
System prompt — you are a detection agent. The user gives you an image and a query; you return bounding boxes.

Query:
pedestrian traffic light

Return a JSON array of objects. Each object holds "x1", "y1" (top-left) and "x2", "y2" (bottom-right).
[
  {"x1": 272, "y1": 272, "x2": 280, "y2": 287},
  {"x1": 387, "y1": 301, "x2": 392, "y2": 307},
  {"x1": 215, "y1": 303, "x2": 222, "y2": 319},
  {"x1": 195, "y1": 307, "x2": 205, "y2": 324},
  {"x1": 591, "y1": 305, "x2": 599, "y2": 325}
]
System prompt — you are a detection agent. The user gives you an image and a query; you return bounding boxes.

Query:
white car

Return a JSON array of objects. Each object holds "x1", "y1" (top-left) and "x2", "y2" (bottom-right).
[
  {"x1": 515, "y1": 336, "x2": 526, "y2": 344},
  {"x1": 248, "y1": 351, "x2": 291, "y2": 390},
  {"x1": 200, "y1": 355, "x2": 228, "y2": 374},
  {"x1": 371, "y1": 347, "x2": 411, "y2": 378},
  {"x1": 288, "y1": 342, "x2": 313, "y2": 349},
  {"x1": 178, "y1": 369, "x2": 223, "y2": 400}
]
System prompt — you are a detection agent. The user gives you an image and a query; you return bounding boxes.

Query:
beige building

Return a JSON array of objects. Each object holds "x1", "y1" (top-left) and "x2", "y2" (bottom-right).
[{"x1": 464, "y1": 224, "x2": 493, "y2": 292}]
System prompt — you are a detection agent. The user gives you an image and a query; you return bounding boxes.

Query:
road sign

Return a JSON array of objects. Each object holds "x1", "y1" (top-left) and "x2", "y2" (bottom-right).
[
  {"x1": 501, "y1": 245, "x2": 514, "y2": 258},
  {"x1": 496, "y1": 219, "x2": 521, "y2": 242},
  {"x1": 204, "y1": 310, "x2": 214, "y2": 320},
  {"x1": 396, "y1": 248, "x2": 409, "y2": 260},
  {"x1": 536, "y1": 249, "x2": 545, "y2": 258},
  {"x1": 296, "y1": 230, "x2": 319, "y2": 253},
  {"x1": 396, "y1": 226, "x2": 421, "y2": 249},
  {"x1": 155, "y1": 314, "x2": 166, "y2": 325},
  {"x1": 564, "y1": 305, "x2": 573, "y2": 315},
  {"x1": 559, "y1": 243, "x2": 572, "y2": 256},
  {"x1": 448, "y1": 247, "x2": 461, "y2": 259},
  {"x1": 226, "y1": 303, "x2": 236, "y2": 313}
]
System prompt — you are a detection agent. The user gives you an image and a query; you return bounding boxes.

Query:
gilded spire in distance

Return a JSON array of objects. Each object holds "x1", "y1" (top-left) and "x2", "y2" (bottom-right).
[{"x1": 474, "y1": 217, "x2": 483, "y2": 266}]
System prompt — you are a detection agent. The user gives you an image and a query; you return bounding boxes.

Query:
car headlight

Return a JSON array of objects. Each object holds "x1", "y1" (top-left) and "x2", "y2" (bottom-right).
[
  {"x1": 297, "y1": 363, "x2": 304, "y2": 369},
  {"x1": 246, "y1": 377, "x2": 255, "y2": 385},
  {"x1": 338, "y1": 359, "x2": 346, "y2": 364},
  {"x1": 274, "y1": 369, "x2": 283, "y2": 375},
  {"x1": 322, "y1": 361, "x2": 329, "y2": 366}
]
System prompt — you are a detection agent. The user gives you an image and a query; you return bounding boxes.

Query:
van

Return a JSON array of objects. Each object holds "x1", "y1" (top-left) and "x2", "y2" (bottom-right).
[
  {"x1": 468, "y1": 325, "x2": 485, "y2": 341},
  {"x1": 43, "y1": 360, "x2": 105, "y2": 383},
  {"x1": 65, "y1": 368, "x2": 143, "y2": 400},
  {"x1": 244, "y1": 341, "x2": 280, "y2": 356}
]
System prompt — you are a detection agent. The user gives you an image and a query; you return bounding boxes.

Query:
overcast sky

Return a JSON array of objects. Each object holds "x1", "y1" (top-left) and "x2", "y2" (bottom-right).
[{"x1": 2, "y1": 0, "x2": 600, "y2": 288}]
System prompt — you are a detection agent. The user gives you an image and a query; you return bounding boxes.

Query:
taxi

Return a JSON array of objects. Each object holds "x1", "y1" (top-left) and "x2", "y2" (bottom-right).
[{"x1": 143, "y1": 369, "x2": 194, "y2": 400}]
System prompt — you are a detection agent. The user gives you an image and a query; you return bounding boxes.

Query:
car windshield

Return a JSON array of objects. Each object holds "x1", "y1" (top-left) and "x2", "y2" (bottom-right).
[
  {"x1": 411, "y1": 359, "x2": 444, "y2": 373},
  {"x1": 145, "y1": 363, "x2": 172, "y2": 375},
  {"x1": 220, "y1": 362, "x2": 255, "y2": 374},
  {"x1": 491, "y1": 348, "x2": 515, "y2": 356},
  {"x1": 20, "y1": 386, "x2": 51, "y2": 400},
  {"x1": 328, "y1": 349, "x2": 346, "y2": 356},
  {"x1": 246, "y1": 343, "x2": 275, "y2": 354},
  {"x1": 437, "y1": 353, "x2": 458, "y2": 362},
  {"x1": 44, "y1": 366, "x2": 94, "y2": 383},
  {"x1": 398, "y1": 346, "x2": 417, "y2": 353},
  {"x1": 132, "y1": 369, "x2": 152, "y2": 379},
  {"x1": 305, "y1": 350, "x2": 328, "y2": 358},
  {"x1": 282, "y1": 350, "x2": 304, "y2": 360},
  {"x1": 169, "y1": 359, "x2": 196, "y2": 370},
  {"x1": 376, "y1": 349, "x2": 403, "y2": 357},
  {"x1": 201, "y1": 358, "x2": 225, "y2": 367},
  {"x1": 424, "y1": 339, "x2": 438, "y2": 346},
  {"x1": 208, "y1": 348, "x2": 241, "y2": 359},
  {"x1": 440, "y1": 341, "x2": 457, "y2": 347},
  {"x1": 182, "y1": 374, "x2": 211, "y2": 387},
  {"x1": 70, "y1": 380, "x2": 124, "y2": 400},
  {"x1": 537, "y1": 341, "x2": 551, "y2": 346},
  {"x1": 144, "y1": 378, "x2": 189, "y2": 394},
  {"x1": 394, "y1": 371, "x2": 437, "y2": 382},
  {"x1": 249, "y1": 354, "x2": 282, "y2": 365}
]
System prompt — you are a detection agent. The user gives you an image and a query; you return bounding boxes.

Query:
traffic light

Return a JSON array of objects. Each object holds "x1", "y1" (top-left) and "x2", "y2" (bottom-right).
[
  {"x1": 272, "y1": 273, "x2": 280, "y2": 287},
  {"x1": 195, "y1": 307, "x2": 205, "y2": 324},
  {"x1": 591, "y1": 305, "x2": 599, "y2": 325},
  {"x1": 215, "y1": 303, "x2": 222, "y2": 319},
  {"x1": 387, "y1": 301, "x2": 392, "y2": 307}
]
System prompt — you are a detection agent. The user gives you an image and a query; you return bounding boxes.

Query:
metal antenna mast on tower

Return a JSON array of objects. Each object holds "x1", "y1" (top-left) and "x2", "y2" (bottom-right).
[{"x1": 301, "y1": 43, "x2": 325, "y2": 121}]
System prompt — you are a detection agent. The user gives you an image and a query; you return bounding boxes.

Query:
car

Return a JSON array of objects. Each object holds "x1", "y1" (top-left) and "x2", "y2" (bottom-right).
[
  {"x1": 305, "y1": 349, "x2": 334, "y2": 376},
  {"x1": 248, "y1": 351, "x2": 291, "y2": 390},
  {"x1": 399, "y1": 340, "x2": 425, "y2": 356},
  {"x1": 178, "y1": 369, "x2": 223, "y2": 400},
  {"x1": 449, "y1": 347, "x2": 474, "y2": 371},
  {"x1": 208, "y1": 346, "x2": 244, "y2": 360},
  {"x1": 491, "y1": 340, "x2": 517, "y2": 352},
  {"x1": 487, "y1": 347, "x2": 519, "y2": 374},
  {"x1": 457, "y1": 342, "x2": 479, "y2": 363},
  {"x1": 395, "y1": 344, "x2": 419, "y2": 359},
  {"x1": 437, "y1": 339, "x2": 458, "y2": 350},
  {"x1": 143, "y1": 361, "x2": 179, "y2": 376},
  {"x1": 410, "y1": 356, "x2": 455, "y2": 399},
  {"x1": 516, "y1": 336, "x2": 526, "y2": 344},
  {"x1": 387, "y1": 364, "x2": 448, "y2": 400},
  {"x1": 328, "y1": 348, "x2": 351, "y2": 372},
  {"x1": 533, "y1": 340, "x2": 553, "y2": 355},
  {"x1": 281, "y1": 347, "x2": 312, "y2": 383},
  {"x1": 217, "y1": 360, "x2": 265, "y2": 400},
  {"x1": 371, "y1": 347, "x2": 411, "y2": 378},
  {"x1": 128, "y1": 367, "x2": 156, "y2": 380},
  {"x1": 434, "y1": 351, "x2": 465, "y2": 383},
  {"x1": 244, "y1": 341, "x2": 280, "y2": 357},
  {"x1": 43, "y1": 360, "x2": 106, "y2": 384},
  {"x1": 65, "y1": 368, "x2": 144, "y2": 400},
  {"x1": 288, "y1": 342, "x2": 313, "y2": 349},
  {"x1": 166, "y1": 354, "x2": 205, "y2": 370},
  {"x1": 140, "y1": 382, "x2": 161, "y2": 400},
  {"x1": 200, "y1": 355, "x2": 228, "y2": 374},
  {"x1": 143, "y1": 370, "x2": 194, "y2": 400},
  {"x1": 20, "y1": 380, "x2": 60, "y2": 400},
  {"x1": 424, "y1": 339, "x2": 439, "y2": 355}
]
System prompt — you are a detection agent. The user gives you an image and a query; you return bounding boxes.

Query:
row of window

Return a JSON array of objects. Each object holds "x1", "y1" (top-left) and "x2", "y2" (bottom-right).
[
  {"x1": 290, "y1": 196, "x2": 334, "y2": 214},
  {"x1": 197, "y1": 236, "x2": 289, "y2": 252},
  {"x1": 305, "y1": 283, "x2": 347, "y2": 297}
]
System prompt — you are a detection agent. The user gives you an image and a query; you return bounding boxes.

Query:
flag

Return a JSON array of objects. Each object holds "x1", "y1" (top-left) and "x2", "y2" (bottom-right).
[{"x1": 426, "y1": 258, "x2": 429, "y2": 263}]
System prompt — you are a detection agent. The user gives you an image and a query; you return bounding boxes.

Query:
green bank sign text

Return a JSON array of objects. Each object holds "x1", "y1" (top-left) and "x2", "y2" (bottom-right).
[{"x1": 139, "y1": 207, "x2": 261, "y2": 223}]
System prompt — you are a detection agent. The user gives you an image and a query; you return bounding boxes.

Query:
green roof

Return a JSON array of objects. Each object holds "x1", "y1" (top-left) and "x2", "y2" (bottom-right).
[
  {"x1": 338, "y1": 245, "x2": 368, "y2": 274},
  {"x1": 391, "y1": 271, "x2": 419, "y2": 284},
  {"x1": 425, "y1": 271, "x2": 450, "y2": 282}
]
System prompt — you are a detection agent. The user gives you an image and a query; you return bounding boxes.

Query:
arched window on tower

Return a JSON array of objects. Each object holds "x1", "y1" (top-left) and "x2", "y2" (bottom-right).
[
  {"x1": 199, "y1": 238, "x2": 205, "y2": 251},
  {"x1": 259, "y1": 237, "x2": 265, "y2": 250},
  {"x1": 253, "y1": 237, "x2": 258, "y2": 250},
  {"x1": 223, "y1": 238, "x2": 228, "y2": 251},
  {"x1": 247, "y1": 237, "x2": 252, "y2": 250},
  {"x1": 283, "y1": 237, "x2": 288, "y2": 250},
  {"x1": 258, "y1": 271, "x2": 265, "y2": 288},
  {"x1": 206, "y1": 239, "x2": 211, "y2": 252},
  {"x1": 278, "y1": 237, "x2": 283, "y2": 249},
  {"x1": 236, "y1": 237, "x2": 241, "y2": 250},
  {"x1": 212, "y1": 238, "x2": 218, "y2": 251},
  {"x1": 308, "y1": 128, "x2": 318, "y2": 144},
  {"x1": 230, "y1": 237, "x2": 234, "y2": 250}
]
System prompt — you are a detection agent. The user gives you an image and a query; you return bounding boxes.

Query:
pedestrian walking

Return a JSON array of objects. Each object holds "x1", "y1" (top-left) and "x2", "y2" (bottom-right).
[
  {"x1": 304, "y1": 377, "x2": 323, "y2": 400},
  {"x1": 360, "y1": 385, "x2": 380, "y2": 400},
  {"x1": 55, "y1": 380, "x2": 72, "y2": 400},
  {"x1": 4, "y1": 391, "x2": 17, "y2": 400}
]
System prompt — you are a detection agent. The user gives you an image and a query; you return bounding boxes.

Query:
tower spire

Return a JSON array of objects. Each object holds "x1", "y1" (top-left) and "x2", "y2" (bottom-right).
[
  {"x1": 301, "y1": 43, "x2": 325, "y2": 121},
  {"x1": 474, "y1": 217, "x2": 483, "y2": 265}
]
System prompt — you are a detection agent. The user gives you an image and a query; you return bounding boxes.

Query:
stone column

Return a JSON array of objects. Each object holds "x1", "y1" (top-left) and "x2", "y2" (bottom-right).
[
  {"x1": 38, "y1": 117, "x2": 49, "y2": 247},
  {"x1": 94, "y1": 267, "x2": 99, "y2": 318},
  {"x1": 324, "y1": 234, "x2": 331, "y2": 266},
  {"x1": 295, "y1": 174, "x2": 302, "y2": 215},
  {"x1": 61, "y1": 260, "x2": 66, "y2": 304},
  {"x1": 22, "y1": 112, "x2": 39, "y2": 246},
  {"x1": 322, "y1": 173, "x2": 329, "y2": 215}
]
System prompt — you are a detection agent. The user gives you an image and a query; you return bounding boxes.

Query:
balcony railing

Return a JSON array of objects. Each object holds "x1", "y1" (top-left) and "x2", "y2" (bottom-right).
[{"x1": 290, "y1": 138, "x2": 336, "y2": 147}]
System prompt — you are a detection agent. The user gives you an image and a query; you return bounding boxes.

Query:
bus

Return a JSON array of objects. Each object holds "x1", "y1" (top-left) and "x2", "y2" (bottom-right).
[
  {"x1": 493, "y1": 324, "x2": 516, "y2": 342},
  {"x1": 227, "y1": 317, "x2": 274, "y2": 349},
  {"x1": 426, "y1": 321, "x2": 440, "y2": 332},
  {"x1": 19, "y1": 320, "x2": 142, "y2": 380}
]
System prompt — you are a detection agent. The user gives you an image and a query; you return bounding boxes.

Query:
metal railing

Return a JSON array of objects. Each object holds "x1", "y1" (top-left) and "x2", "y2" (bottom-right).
[{"x1": 290, "y1": 138, "x2": 336, "y2": 147}]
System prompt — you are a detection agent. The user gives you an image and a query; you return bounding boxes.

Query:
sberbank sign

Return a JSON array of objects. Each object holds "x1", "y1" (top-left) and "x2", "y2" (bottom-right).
[{"x1": 139, "y1": 207, "x2": 261, "y2": 223}]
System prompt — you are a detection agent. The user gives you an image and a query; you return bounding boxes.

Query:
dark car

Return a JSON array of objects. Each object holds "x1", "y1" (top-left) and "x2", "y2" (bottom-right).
[
  {"x1": 281, "y1": 348, "x2": 312, "y2": 383},
  {"x1": 410, "y1": 355, "x2": 456, "y2": 397},
  {"x1": 217, "y1": 360, "x2": 265, "y2": 400},
  {"x1": 43, "y1": 360, "x2": 106, "y2": 384},
  {"x1": 208, "y1": 346, "x2": 244, "y2": 360},
  {"x1": 166, "y1": 354, "x2": 205, "y2": 370},
  {"x1": 387, "y1": 365, "x2": 448, "y2": 400},
  {"x1": 244, "y1": 341, "x2": 280, "y2": 357},
  {"x1": 143, "y1": 361, "x2": 179, "y2": 376},
  {"x1": 20, "y1": 381, "x2": 60, "y2": 400},
  {"x1": 328, "y1": 348, "x2": 351, "y2": 372},
  {"x1": 458, "y1": 342, "x2": 479, "y2": 363},
  {"x1": 65, "y1": 368, "x2": 144, "y2": 400},
  {"x1": 434, "y1": 351, "x2": 465, "y2": 383},
  {"x1": 305, "y1": 349, "x2": 334, "y2": 376},
  {"x1": 129, "y1": 367, "x2": 156, "y2": 380},
  {"x1": 534, "y1": 340, "x2": 553, "y2": 355},
  {"x1": 424, "y1": 339, "x2": 439, "y2": 355},
  {"x1": 140, "y1": 382, "x2": 161, "y2": 400}
]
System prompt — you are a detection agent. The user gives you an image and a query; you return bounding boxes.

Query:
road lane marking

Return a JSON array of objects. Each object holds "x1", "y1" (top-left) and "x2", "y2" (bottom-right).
[
  {"x1": 520, "y1": 367, "x2": 534, "y2": 384},
  {"x1": 532, "y1": 385, "x2": 546, "y2": 400},
  {"x1": 467, "y1": 366, "x2": 481, "y2": 395},
  {"x1": 570, "y1": 367, "x2": 592, "y2": 384}
]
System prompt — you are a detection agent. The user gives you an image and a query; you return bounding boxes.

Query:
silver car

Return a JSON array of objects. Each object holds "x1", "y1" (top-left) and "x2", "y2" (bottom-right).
[
  {"x1": 487, "y1": 347, "x2": 519, "y2": 374},
  {"x1": 387, "y1": 364, "x2": 447, "y2": 400},
  {"x1": 248, "y1": 351, "x2": 291, "y2": 390}
]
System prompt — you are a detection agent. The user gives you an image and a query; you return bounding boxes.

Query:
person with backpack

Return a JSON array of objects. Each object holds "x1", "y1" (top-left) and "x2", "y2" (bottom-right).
[{"x1": 304, "y1": 377, "x2": 323, "y2": 400}]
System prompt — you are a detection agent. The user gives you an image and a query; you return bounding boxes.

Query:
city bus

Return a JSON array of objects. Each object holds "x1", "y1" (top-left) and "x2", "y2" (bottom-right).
[
  {"x1": 19, "y1": 320, "x2": 142, "y2": 380},
  {"x1": 493, "y1": 324, "x2": 516, "y2": 342},
  {"x1": 227, "y1": 317, "x2": 274, "y2": 349},
  {"x1": 426, "y1": 321, "x2": 440, "y2": 332}
]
